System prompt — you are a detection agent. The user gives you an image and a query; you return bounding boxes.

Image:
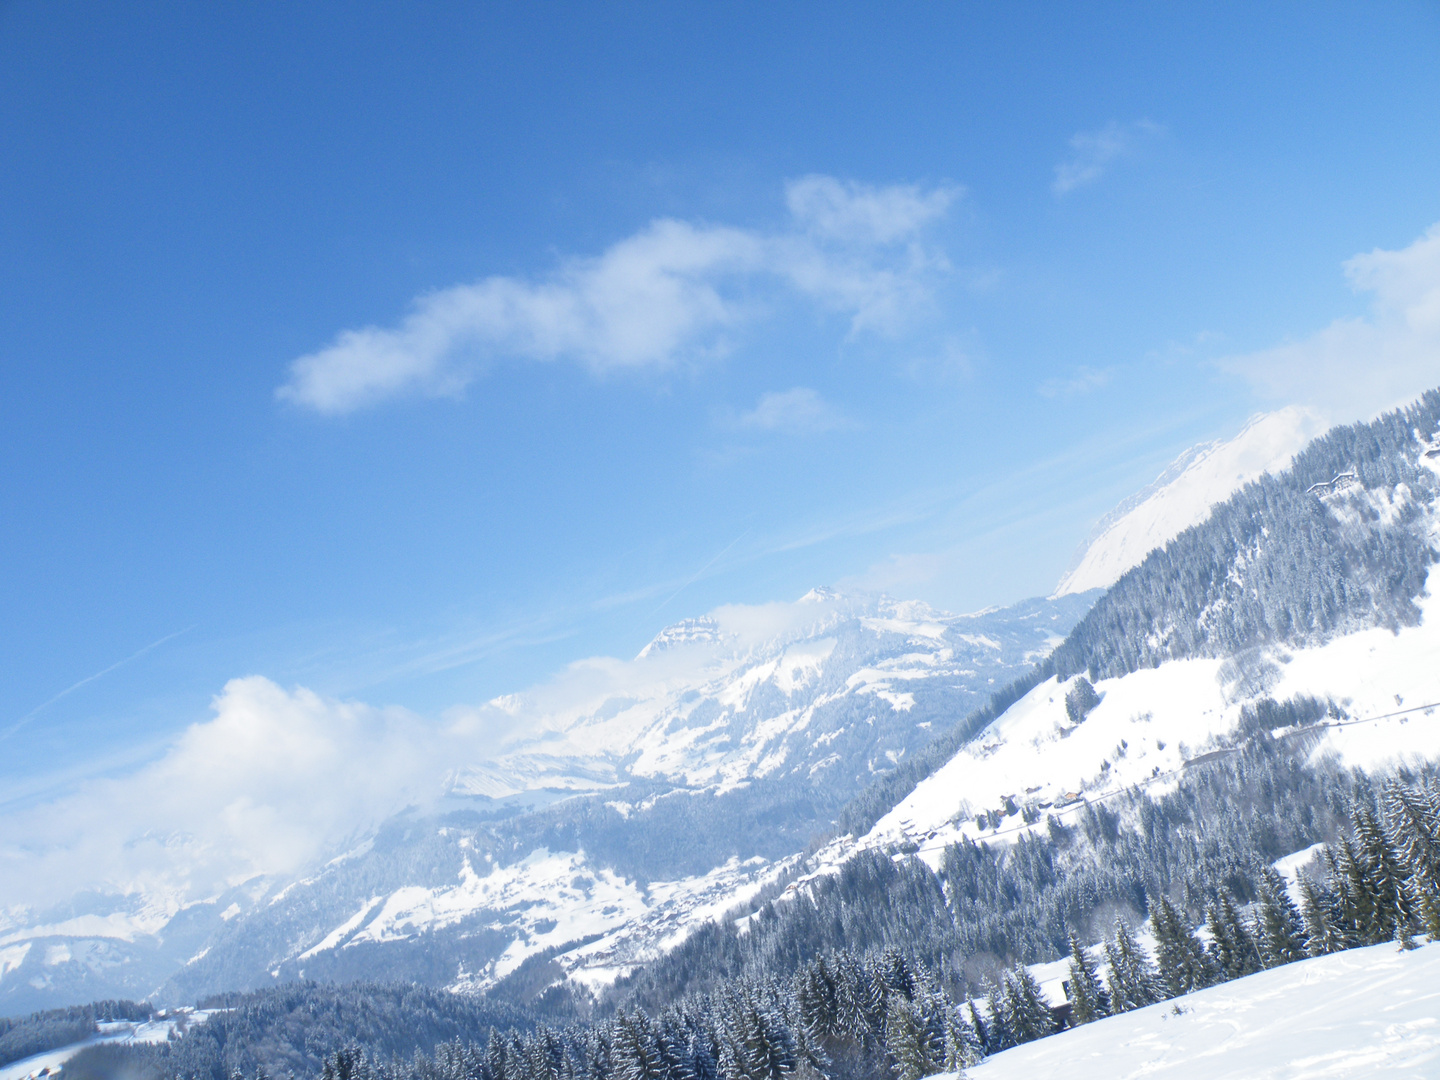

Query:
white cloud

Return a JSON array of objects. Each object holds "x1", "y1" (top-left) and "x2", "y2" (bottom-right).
[
  {"x1": 1038, "y1": 365, "x2": 1113, "y2": 398},
  {"x1": 1052, "y1": 120, "x2": 1163, "y2": 196},
  {"x1": 785, "y1": 175, "x2": 958, "y2": 244},
  {"x1": 1218, "y1": 222, "x2": 1440, "y2": 421},
  {"x1": 0, "y1": 677, "x2": 447, "y2": 909},
  {"x1": 278, "y1": 177, "x2": 961, "y2": 414},
  {"x1": 735, "y1": 387, "x2": 849, "y2": 434}
]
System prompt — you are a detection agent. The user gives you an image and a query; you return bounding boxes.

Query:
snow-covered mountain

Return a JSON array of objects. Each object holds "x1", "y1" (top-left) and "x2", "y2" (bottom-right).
[
  {"x1": 793, "y1": 391, "x2": 1440, "y2": 892},
  {"x1": 1055, "y1": 406, "x2": 1327, "y2": 595},
  {"x1": 0, "y1": 590, "x2": 1096, "y2": 1015}
]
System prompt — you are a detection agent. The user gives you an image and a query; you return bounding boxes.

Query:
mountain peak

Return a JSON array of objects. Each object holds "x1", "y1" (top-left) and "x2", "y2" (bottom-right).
[{"x1": 636, "y1": 616, "x2": 723, "y2": 658}]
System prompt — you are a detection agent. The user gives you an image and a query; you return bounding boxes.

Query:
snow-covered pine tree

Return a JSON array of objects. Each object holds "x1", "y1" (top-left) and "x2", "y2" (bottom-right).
[
  {"x1": 999, "y1": 965, "x2": 1055, "y2": 1044},
  {"x1": 1384, "y1": 781, "x2": 1440, "y2": 894},
  {"x1": 1295, "y1": 870, "x2": 1348, "y2": 956},
  {"x1": 964, "y1": 1001, "x2": 989, "y2": 1058},
  {"x1": 1104, "y1": 917, "x2": 1160, "y2": 1012},
  {"x1": 884, "y1": 993, "x2": 942, "y2": 1080},
  {"x1": 1328, "y1": 837, "x2": 1375, "y2": 945},
  {"x1": 1384, "y1": 781, "x2": 1440, "y2": 939},
  {"x1": 1147, "y1": 893, "x2": 1214, "y2": 997},
  {"x1": 982, "y1": 982, "x2": 1015, "y2": 1053},
  {"x1": 1353, "y1": 802, "x2": 1414, "y2": 943},
  {"x1": 877, "y1": 948, "x2": 918, "y2": 1002},
  {"x1": 485, "y1": 1028, "x2": 512, "y2": 1080},
  {"x1": 1205, "y1": 892, "x2": 1262, "y2": 979},
  {"x1": 1254, "y1": 866, "x2": 1307, "y2": 967},
  {"x1": 834, "y1": 954, "x2": 875, "y2": 1046},
  {"x1": 1063, "y1": 930, "x2": 1109, "y2": 1025},
  {"x1": 612, "y1": 1012, "x2": 669, "y2": 1080},
  {"x1": 795, "y1": 960, "x2": 838, "y2": 1044},
  {"x1": 941, "y1": 1005, "x2": 981, "y2": 1073},
  {"x1": 729, "y1": 994, "x2": 796, "y2": 1080}
]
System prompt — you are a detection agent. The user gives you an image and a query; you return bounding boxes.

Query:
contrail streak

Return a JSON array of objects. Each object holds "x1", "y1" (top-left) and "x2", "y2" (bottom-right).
[
  {"x1": 1, "y1": 626, "x2": 195, "y2": 741},
  {"x1": 648, "y1": 529, "x2": 751, "y2": 619}
]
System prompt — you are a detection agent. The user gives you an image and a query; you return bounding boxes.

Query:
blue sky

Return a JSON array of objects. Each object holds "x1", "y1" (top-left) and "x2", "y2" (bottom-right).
[{"x1": 3, "y1": 1, "x2": 1440, "y2": 804}]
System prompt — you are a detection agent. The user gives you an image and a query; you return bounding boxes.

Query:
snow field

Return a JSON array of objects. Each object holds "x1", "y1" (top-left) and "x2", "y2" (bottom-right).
[{"x1": 961, "y1": 940, "x2": 1440, "y2": 1079}]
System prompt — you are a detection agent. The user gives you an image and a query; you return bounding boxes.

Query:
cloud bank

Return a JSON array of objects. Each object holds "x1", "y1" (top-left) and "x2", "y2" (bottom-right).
[
  {"x1": 0, "y1": 677, "x2": 445, "y2": 911},
  {"x1": 1219, "y1": 222, "x2": 1440, "y2": 421},
  {"x1": 278, "y1": 176, "x2": 961, "y2": 414}
]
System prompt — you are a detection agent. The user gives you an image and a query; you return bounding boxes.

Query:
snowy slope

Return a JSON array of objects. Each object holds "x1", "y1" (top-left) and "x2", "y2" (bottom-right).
[
  {"x1": 196, "y1": 592, "x2": 1088, "y2": 999},
  {"x1": 1056, "y1": 407, "x2": 1326, "y2": 595},
  {"x1": 962, "y1": 940, "x2": 1440, "y2": 1079},
  {"x1": 838, "y1": 561, "x2": 1440, "y2": 870}
]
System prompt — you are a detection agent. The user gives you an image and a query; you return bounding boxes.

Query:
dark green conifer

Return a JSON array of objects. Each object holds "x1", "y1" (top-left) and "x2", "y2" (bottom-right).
[
  {"x1": 1104, "y1": 917, "x2": 1160, "y2": 1012},
  {"x1": 1295, "y1": 870, "x2": 1347, "y2": 956},
  {"x1": 999, "y1": 965, "x2": 1055, "y2": 1044},
  {"x1": 1148, "y1": 893, "x2": 1214, "y2": 997},
  {"x1": 1254, "y1": 866, "x2": 1307, "y2": 967},
  {"x1": 1205, "y1": 892, "x2": 1261, "y2": 979},
  {"x1": 1064, "y1": 930, "x2": 1110, "y2": 1024}
]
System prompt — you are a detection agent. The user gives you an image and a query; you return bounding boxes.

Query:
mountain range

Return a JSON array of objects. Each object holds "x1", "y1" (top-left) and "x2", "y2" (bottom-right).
[{"x1": 5, "y1": 389, "x2": 1440, "y2": 1030}]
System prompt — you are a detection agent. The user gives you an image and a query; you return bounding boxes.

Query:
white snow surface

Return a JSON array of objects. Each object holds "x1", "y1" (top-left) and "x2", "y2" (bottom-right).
[
  {"x1": 960, "y1": 940, "x2": 1440, "y2": 1079},
  {"x1": 1056, "y1": 406, "x2": 1327, "y2": 596}
]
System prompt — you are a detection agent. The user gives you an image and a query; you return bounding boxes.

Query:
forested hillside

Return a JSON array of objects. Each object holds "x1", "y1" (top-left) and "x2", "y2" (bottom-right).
[{"x1": 1052, "y1": 390, "x2": 1440, "y2": 680}]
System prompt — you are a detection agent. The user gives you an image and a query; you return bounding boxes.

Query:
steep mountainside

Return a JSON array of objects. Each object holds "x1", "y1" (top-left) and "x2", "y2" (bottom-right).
[
  {"x1": 1055, "y1": 406, "x2": 1326, "y2": 595},
  {"x1": 811, "y1": 389, "x2": 1440, "y2": 885}
]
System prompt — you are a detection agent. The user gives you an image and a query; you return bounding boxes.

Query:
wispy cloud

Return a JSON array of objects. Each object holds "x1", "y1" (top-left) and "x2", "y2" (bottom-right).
[
  {"x1": 278, "y1": 176, "x2": 962, "y2": 414},
  {"x1": 1038, "y1": 365, "x2": 1113, "y2": 398},
  {"x1": 1052, "y1": 120, "x2": 1163, "y2": 196},
  {"x1": 1218, "y1": 221, "x2": 1440, "y2": 421},
  {"x1": 735, "y1": 387, "x2": 850, "y2": 434}
]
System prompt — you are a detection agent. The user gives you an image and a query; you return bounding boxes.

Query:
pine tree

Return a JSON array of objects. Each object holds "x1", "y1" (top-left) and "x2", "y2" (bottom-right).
[
  {"x1": 1353, "y1": 802, "x2": 1412, "y2": 942},
  {"x1": 612, "y1": 1012, "x2": 668, "y2": 1080},
  {"x1": 964, "y1": 1002, "x2": 989, "y2": 1058},
  {"x1": 1384, "y1": 782, "x2": 1440, "y2": 896},
  {"x1": 1105, "y1": 917, "x2": 1160, "y2": 1012},
  {"x1": 1147, "y1": 894, "x2": 1214, "y2": 997},
  {"x1": 1205, "y1": 892, "x2": 1261, "y2": 979},
  {"x1": 1254, "y1": 867, "x2": 1307, "y2": 967},
  {"x1": 884, "y1": 994, "x2": 939, "y2": 1080},
  {"x1": 998, "y1": 965, "x2": 1055, "y2": 1044},
  {"x1": 583, "y1": 1030, "x2": 612, "y2": 1080},
  {"x1": 1330, "y1": 836, "x2": 1377, "y2": 945},
  {"x1": 1295, "y1": 870, "x2": 1347, "y2": 956},
  {"x1": 1064, "y1": 931, "x2": 1110, "y2": 1025},
  {"x1": 485, "y1": 1029, "x2": 511, "y2": 1080},
  {"x1": 982, "y1": 982, "x2": 1014, "y2": 1052},
  {"x1": 940, "y1": 1006, "x2": 981, "y2": 1073}
]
